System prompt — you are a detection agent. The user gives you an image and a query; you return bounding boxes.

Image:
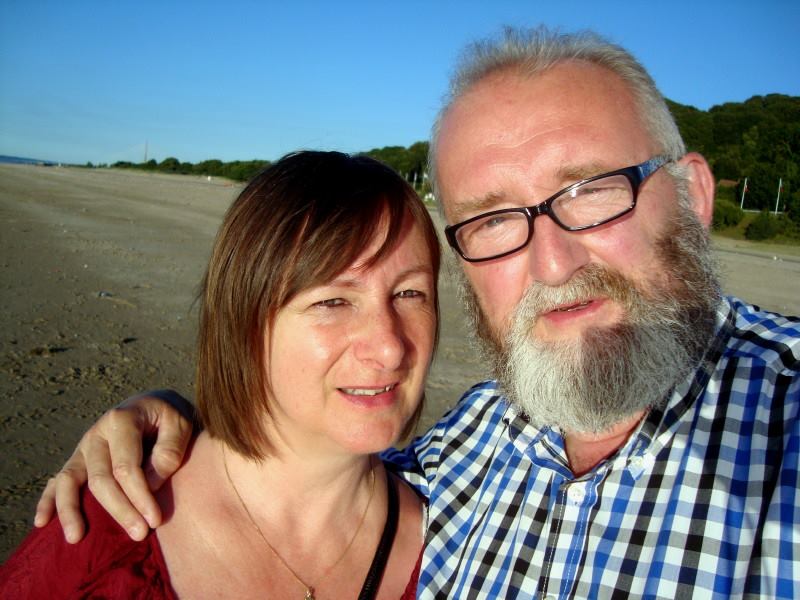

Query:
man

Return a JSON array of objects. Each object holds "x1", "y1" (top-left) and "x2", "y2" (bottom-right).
[{"x1": 35, "y1": 27, "x2": 800, "y2": 598}]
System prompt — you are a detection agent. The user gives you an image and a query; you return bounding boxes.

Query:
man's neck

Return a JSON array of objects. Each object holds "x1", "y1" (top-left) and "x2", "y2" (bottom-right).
[{"x1": 563, "y1": 410, "x2": 646, "y2": 476}]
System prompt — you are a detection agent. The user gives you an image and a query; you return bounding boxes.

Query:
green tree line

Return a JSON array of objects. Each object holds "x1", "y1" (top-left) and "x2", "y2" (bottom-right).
[
  {"x1": 111, "y1": 157, "x2": 271, "y2": 183},
  {"x1": 668, "y1": 93, "x2": 799, "y2": 240},
  {"x1": 109, "y1": 94, "x2": 799, "y2": 239},
  {"x1": 669, "y1": 94, "x2": 798, "y2": 209}
]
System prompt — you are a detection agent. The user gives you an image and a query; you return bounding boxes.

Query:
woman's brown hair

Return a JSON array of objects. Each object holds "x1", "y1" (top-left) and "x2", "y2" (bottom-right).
[{"x1": 196, "y1": 151, "x2": 440, "y2": 458}]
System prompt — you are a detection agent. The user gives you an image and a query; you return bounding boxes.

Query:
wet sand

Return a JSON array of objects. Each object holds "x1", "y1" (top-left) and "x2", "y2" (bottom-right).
[{"x1": 2, "y1": 164, "x2": 799, "y2": 560}]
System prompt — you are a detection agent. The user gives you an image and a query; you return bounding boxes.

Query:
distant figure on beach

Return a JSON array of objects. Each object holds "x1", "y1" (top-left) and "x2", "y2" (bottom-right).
[
  {"x1": 26, "y1": 26, "x2": 800, "y2": 598},
  {"x1": 1, "y1": 151, "x2": 438, "y2": 599}
]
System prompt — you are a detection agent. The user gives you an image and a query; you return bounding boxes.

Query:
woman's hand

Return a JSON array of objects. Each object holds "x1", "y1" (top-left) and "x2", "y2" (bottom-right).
[{"x1": 33, "y1": 391, "x2": 196, "y2": 543}]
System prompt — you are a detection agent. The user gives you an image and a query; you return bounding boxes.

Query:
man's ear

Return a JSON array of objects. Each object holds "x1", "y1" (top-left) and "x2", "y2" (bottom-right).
[{"x1": 677, "y1": 152, "x2": 716, "y2": 228}]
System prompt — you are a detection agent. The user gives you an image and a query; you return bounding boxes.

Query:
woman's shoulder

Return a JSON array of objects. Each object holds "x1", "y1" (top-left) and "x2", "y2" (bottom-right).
[{"x1": 0, "y1": 487, "x2": 176, "y2": 599}]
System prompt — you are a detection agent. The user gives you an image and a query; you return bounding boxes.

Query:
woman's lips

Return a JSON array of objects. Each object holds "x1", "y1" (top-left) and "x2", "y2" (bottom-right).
[
  {"x1": 338, "y1": 383, "x2": 396, "y2": 396},
  {"x1": 337, "y1": 384, "x2": 398, "y2": 407}
]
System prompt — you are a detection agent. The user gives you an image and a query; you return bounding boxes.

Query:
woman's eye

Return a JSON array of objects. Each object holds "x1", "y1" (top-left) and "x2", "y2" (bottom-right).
[
  {"x1": 396, "y1": 289, "x2": 424, "y2": 299},
  {"x1": 313, "y1": 298, "x2": 346, "y2": 308}
]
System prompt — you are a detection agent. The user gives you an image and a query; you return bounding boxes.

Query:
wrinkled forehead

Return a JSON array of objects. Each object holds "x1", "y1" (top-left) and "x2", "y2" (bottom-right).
[{"x1": 435, "y1": 64, "x2": 655, "y2": 220}]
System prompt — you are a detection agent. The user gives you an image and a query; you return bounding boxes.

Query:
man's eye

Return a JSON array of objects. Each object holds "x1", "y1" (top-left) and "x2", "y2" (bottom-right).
[
  {"x1": 396, "y1": 289, "x2": 424, "y2": 299},
  {"x1": 482, "y1": 215, "x2": 508, "y2": 228},
  {"x1": 468, "y1": 215, "x2": 509, "y2": 240},
  {"x1": 581, "y1": 184, "x2": 623, "y2": 195}
]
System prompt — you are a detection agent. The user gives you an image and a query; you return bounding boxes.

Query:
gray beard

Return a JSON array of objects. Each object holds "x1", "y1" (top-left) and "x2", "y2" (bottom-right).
[{"x1": 460, "y1": 207, "x2": 721, "y2": 434}]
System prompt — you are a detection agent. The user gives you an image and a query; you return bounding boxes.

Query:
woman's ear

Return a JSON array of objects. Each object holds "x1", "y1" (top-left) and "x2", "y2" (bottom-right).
[{"x1": 677, "y1": 152, "x2": 716, "y2": 228}]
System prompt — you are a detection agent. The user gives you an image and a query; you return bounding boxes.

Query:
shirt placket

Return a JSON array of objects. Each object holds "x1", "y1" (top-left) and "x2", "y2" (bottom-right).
[
  {"x1": 510, "y1": 421, "x2": 605, "y2": 600},
  {"x1": 534, "y1": 469, "x2": 603, "y2": 600}
]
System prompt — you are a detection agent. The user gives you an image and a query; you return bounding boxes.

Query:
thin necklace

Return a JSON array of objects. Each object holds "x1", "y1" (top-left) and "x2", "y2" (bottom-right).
[{"x1": 222, "y1": 449, "x2": 376, "y2": 600}]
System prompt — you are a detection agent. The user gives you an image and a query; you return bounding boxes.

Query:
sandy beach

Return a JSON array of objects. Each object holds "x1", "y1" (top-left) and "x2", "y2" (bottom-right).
[{"x1": 2, "y1": 164, "x2": 799, "y2": 560}]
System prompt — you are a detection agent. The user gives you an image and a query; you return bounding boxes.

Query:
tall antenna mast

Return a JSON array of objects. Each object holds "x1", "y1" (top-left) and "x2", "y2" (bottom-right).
[{"x1": 144, "y1": 140, "x2": 148, "y2": 163}]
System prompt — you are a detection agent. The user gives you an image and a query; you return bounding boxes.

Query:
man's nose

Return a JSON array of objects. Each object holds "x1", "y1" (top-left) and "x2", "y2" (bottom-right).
[
  {"x1": 526, "y1": 216, "x2": 589, "y2": 286},
  {"x1": 353, "y1": 306, "x2": 406, "y2": 371}
]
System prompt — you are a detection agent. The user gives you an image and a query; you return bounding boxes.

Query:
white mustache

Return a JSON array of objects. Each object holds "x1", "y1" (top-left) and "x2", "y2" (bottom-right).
[{"x1": 518, "y1": 264, "x2": 637, "y2": 322}]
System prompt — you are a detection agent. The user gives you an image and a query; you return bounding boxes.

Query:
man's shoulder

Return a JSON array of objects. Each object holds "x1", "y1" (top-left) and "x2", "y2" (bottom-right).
[
  {"x1": 408, "y1": 380, "x2": 511, "y2": 462},
  {"x1": 723, "y1": 296, "x2": 800, "y2": 372},
  {"x1": 381, "y1": 381, "x2": 510, "y2": 491},
  {"x1": 706, "y1": 297, "x2": 800, "y2": 425},
  {"x1": 430, "y1": 379, "x2": 509, "y2": 436}
]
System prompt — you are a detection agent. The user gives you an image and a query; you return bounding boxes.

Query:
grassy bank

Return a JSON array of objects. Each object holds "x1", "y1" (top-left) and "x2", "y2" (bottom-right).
[{"x1": 714, "y1": 211, "x2": 800, "y2": 256}]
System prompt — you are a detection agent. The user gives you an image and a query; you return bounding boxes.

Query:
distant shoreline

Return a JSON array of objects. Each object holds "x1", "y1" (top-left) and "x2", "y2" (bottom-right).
[{"x1": 0, "y1": 155, "x2": 60, "y2": 166}]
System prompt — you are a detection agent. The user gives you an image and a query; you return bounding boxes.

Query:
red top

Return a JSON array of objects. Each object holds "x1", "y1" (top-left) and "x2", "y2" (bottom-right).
[
  {"x1": 1, "y1": 488, "x2": 176, "y2": 599},
  {"x1": 1, "y1": 488, "x2": 421, "y2": 599}
]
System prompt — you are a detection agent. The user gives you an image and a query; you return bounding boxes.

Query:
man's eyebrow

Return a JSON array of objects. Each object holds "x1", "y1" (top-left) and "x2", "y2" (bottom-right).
[
  {"x1": 450, "y1": 191, "x2": 508, "y2": 222},
  {"x1": 555, "y1": 161, "x2": 613, "y2": 184},
  {"x1": 449, "y1": 161, "x2": 616, "y2": 223}
]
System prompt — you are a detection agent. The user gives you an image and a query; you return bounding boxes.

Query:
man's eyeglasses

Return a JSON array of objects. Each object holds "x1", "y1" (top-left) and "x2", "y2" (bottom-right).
[{"x1": 444, "y1": 155, "x2": 672, "y2": 263}]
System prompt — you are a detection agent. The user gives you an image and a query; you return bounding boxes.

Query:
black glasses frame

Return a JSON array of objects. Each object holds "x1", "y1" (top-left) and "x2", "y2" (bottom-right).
[{"x1": 444, "y1": 155, "x2": 672, "y2": 263}]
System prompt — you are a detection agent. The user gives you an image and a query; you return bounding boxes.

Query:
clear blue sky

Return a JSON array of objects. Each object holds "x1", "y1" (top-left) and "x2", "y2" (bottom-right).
[{"x1": 1, "y1": 0, "x2": 798, "y2": 165}]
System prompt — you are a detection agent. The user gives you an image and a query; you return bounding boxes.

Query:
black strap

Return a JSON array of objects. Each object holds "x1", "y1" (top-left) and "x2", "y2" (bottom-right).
[{"x1": 357, "y1": 468, "x2": 399, "y2": 600}]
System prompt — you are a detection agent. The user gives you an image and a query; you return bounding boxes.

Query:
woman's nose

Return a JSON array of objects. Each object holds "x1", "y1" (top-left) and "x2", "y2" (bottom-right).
[{"x1": 353, "y1": 307, "x2": 406, "y2": 371}]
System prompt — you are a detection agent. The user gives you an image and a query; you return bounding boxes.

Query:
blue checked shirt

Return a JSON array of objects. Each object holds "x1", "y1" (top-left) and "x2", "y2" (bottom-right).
[{"x1": 384, "y1": 296, "x2": 800, "y2": 599}]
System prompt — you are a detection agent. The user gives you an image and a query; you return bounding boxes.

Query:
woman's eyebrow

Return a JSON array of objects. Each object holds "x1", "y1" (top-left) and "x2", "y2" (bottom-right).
[{"x1": 329, "y1": 264, "x2": 434, "y2": 287}]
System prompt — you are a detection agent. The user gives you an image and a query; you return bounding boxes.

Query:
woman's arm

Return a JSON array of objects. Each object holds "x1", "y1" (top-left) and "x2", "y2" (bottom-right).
[{"x1": 34, "y1": 390, "x2": 196, "y2": 542}]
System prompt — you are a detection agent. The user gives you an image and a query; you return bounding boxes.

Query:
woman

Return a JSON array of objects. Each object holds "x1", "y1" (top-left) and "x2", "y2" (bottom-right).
[{"x1": 1, "y1": 151, "x2": 440, "y2": 599}]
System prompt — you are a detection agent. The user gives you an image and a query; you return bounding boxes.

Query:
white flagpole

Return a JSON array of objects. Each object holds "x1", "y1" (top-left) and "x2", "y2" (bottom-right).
[
  {"x1": 774, "y1": 178, "x2": 782, "y2": 215},
  {"x1": 740, "y1": 177, "x2": 748, "y2": 209}
]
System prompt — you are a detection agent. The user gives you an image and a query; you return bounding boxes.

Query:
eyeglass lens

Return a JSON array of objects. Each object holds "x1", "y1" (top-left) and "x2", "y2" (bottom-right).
[{"x1": 455, "y1": 173, "x2": 635, "y2": 260}]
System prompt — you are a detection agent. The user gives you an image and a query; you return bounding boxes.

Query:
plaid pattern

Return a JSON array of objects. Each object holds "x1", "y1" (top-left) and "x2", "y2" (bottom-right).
[{"x1": 384, "y1": 297, "x2": 800, "y2": 599}]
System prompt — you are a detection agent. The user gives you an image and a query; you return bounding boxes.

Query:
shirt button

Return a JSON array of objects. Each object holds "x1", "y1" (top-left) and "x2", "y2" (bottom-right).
[
  {"x1": 567, "y1": 484, "x2": 586, "y2": 503},
  {"x1": 630, "y1": 453, "x2": 655, "y2": 470}
]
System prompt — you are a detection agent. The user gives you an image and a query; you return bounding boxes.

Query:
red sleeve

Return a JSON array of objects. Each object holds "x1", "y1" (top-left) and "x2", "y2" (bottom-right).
[{"x1": 0, "y1": 487, "x2": 175, "y2": 599}]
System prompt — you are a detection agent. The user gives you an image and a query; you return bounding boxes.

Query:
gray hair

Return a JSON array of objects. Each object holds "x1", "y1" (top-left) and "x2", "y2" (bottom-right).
[{"x1": 429, "y1": 26, "x2": 686, "y2": 210}]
